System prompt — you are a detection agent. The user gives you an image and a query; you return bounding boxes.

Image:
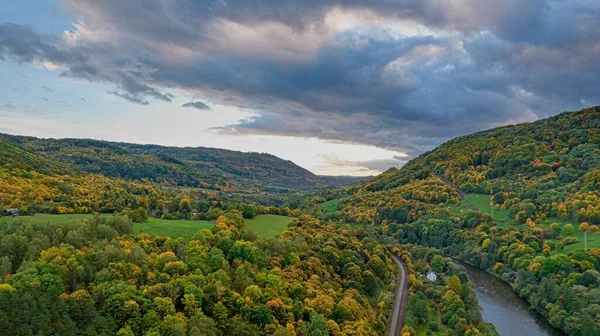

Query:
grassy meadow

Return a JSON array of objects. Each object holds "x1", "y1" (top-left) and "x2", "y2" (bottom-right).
[
  {"x1": 318, "y1": 198, "x2": 346, "y2": 215},
  {"x1": 134, "y1": 219, "x2": 213, "y2": 238},
  {"x1": 0, "y1": 213, "x2": 291, "y2": 239},
  {"x1": 445, "y1": 193, "x2": 600, "y2": 254},
  {"x1": 243, "y1": 214, "x2": 293, "y2": 238},
  {"x1": 448, "y1": 194, "x2": 510, "y2": 223}
]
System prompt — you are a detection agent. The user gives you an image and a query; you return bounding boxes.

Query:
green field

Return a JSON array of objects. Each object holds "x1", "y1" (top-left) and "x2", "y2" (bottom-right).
[
  {"x1": 537, "y1": 218, "x2": 600, "y2": 253},
  {"x1": 447, "y1": 194, "x2": 510, "y2": 223},
  {"x1": 319, "y1": 198, "x2": 346, "y2": 214},
  {"x1": 243, "y1": 215, "x2": 293, "y2": 238},
  {"x1": 0, "y1": 213, "x2": 100, "y2": 224},
  {"x1": 446, "y1": 195, "x2": 600, "y2": 253},
  {"x1": 465, "y1": 194, "x2": 510, "y2": 221},
  {"x1": 134, "y1": 218, "x2": 213, "y2": 239},
  {"x1": 0, "y1": 214, "x2": 292, "y2": 239}
]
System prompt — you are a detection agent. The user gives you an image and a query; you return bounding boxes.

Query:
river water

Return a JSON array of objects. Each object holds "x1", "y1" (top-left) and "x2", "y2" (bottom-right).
[{"x1": 458, "y1": 261, "x2": 564, "y2": 336}]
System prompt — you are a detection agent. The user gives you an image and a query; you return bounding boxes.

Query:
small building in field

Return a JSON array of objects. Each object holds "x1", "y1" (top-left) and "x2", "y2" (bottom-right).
[
  {"x1": 426, "y1": 270, "x2": 437, "y2": 282},
  {"x1": 2, "y1": 209, "x2": 20, "y2": 217}
]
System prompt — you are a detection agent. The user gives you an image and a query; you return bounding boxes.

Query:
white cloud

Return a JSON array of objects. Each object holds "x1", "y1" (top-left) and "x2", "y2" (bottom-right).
[{"x1": 0, "y1": 99, "x2": 406, "y2": 175}]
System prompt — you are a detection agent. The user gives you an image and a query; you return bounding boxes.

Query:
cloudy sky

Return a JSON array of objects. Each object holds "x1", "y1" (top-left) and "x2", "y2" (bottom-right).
[{"x1": 1, "y1": 1, "x2": 599, "y2": 176}]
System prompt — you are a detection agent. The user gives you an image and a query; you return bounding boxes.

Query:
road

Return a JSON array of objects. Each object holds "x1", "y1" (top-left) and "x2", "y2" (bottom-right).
[{"x1": 389, "y1": 255, "x2": 409, "y2": 336}]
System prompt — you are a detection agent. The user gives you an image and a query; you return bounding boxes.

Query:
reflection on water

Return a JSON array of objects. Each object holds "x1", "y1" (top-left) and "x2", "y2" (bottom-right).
[{"x1": 458, "y1": 261, "x2": 564, "y2": 336}]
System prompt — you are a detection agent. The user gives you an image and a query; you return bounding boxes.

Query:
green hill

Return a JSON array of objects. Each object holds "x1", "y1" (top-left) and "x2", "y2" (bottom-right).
[
  {"x1": 0, "y1": 140, "x2": 74, "y2": 176},
  {"x1": 0, "y1": 133, "x2": 363, "y2": 192},
  {"x1": 340, "y1": 106, "x2": 600, "y2": 225}
]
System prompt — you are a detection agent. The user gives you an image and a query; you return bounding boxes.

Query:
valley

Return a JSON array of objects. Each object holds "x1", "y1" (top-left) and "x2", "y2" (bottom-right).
[
  {"x1": 0, "y1": 106, "x2": 599, "y2": 335},
  {"x1": 2, "y1": 1, "x2": 599, "y2": 335}
]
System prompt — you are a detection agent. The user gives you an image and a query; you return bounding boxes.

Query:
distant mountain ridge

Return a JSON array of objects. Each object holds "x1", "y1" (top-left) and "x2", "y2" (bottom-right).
[{"x1": 0, "y1": 133, "x2": 366, "y2": 191}]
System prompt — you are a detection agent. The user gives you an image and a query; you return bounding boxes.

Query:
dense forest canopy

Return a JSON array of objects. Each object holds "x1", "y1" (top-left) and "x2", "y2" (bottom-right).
[{"x1": 0, "y1": 215, "x2": 397, "y2": 335}]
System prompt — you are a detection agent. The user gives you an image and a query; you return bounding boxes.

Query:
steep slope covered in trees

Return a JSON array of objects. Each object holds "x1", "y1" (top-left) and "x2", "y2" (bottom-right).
[
  {"x1": 0, "y1": 140, "x2": 74, "y2": 176},
  {"x1": 0, "y1": 140, "x2": 167, "y2": 215},
  {"x1": 0, "y1": 140, "x2": 282, "y2": 217},
  {"x1": 340, "y1": 106, "x2": 600, "y2": 225},
  {"x1": 0, "y1": 134, "x2": 364, "y2": 192}
]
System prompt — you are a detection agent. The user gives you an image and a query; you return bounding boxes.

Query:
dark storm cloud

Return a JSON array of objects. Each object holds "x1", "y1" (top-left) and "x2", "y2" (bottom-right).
[
  {"x1": 54, "y1": 0, "x2": 560, "y2": 44},
  {"x1": 0, "y1": 22, "x2": 173, "y2": 104},
  {"x1": 1, "y1": 1, "x2": 600, "y2": 160},
  {"x1": 182, "y1": 101, "x2": 211, "y2": 110}
]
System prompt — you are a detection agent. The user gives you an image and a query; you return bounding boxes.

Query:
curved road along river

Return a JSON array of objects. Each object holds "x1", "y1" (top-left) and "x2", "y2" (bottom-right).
[{"x1": 389, "y1": 255, "x2": 409, "y2": 336}]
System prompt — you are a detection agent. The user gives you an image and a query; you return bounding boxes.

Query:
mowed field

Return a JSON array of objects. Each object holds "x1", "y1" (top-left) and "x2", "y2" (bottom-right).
[
  {"x1": 243, "y1": 215, "x2": 293, "y2": 238},
  {"x1": 0, "y1": 214, "x2": 292, "y2": 239},
  {"x1": 448, "y1": 194, "x2": 510, "y2": 222},
  {"x1": 134, "y1": 219, "x2": 213, "y2": 239}
]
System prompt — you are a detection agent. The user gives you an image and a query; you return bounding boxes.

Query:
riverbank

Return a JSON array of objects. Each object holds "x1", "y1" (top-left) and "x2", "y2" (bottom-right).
[{"x1": 456, "y1": 260, "x2": 564, "y2": 336}]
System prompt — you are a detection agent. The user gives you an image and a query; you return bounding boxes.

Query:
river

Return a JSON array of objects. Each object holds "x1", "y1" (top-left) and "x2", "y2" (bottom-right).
[{"x1": 458, "y1": 261, "x2": 564, "y2": 336}]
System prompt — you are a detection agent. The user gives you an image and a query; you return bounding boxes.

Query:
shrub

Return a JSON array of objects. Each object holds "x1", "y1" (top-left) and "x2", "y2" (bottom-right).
[
  {"x1": 562, "y1": 236, "x2": 578, "y2": 245},
  {"x1": 428, "y1": 321, "x2": 439, "y2": 331}
]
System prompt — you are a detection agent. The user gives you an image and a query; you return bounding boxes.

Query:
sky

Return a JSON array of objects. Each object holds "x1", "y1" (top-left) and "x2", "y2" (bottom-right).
[{"x1": 1, "y1": 1, "x2": 599, "y2": 176}]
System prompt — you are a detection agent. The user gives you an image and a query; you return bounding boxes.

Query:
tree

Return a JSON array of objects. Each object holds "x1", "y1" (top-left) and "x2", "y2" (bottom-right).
[
  {"x1": 179, "y1": 197, "x2": 192, "y2": 212},
  {"x1": 129, "y1": 207, "x2": 149, "y2": 223},
  {"x1": 563, "y1": 224, "x2": 575, "y2": 236},
  {"x1": 0, "y1": 256, "x2": 11, "y2": 277},
  {"x1": 108, "y1": 216, "x2": 133, "y2": 235},
  {"x1": 412, "y1": 299, "x2": 429, "y2": 323},
  {"x1": 212, "y1": 302, "x2": 229, "y2": 329},
  {"x1": 187, "y1": 315, "x2": 219, "y2": 336},
  {"x1": 250, "y1": 304, "x2": 273, "y2": 327},
  {"x1": 448, "y1": 276, "x2": 462, "y2": 294},
  {"x1": 431, "y1": 255, "x2": 445, "y2": 273},
  {"x1": 308, "y1": 313, "x2": 329, "y2": 336},
  {"x1": 579, "y1": 222, "x2": 598, "y2": 249}
]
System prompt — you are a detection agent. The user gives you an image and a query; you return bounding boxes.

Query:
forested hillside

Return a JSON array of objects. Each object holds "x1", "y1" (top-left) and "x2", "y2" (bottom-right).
[
  {"x1": 0, "y1": 134, "x2": 364, "y2": 192},
  {"x1": 0, "y1": 140, "x2": 296, "y2": 217},
  {"x1": 340, "y1": 106, "x2": 600, "y2": 225},
  {"x1": 327, "y1": 106, "x2": 600, "y2": 335}
]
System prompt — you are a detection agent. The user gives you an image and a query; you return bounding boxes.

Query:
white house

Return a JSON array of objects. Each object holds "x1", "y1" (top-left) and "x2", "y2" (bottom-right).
[{"x1": 426, "y1": 270, "x2": 437, "y2": 282}]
